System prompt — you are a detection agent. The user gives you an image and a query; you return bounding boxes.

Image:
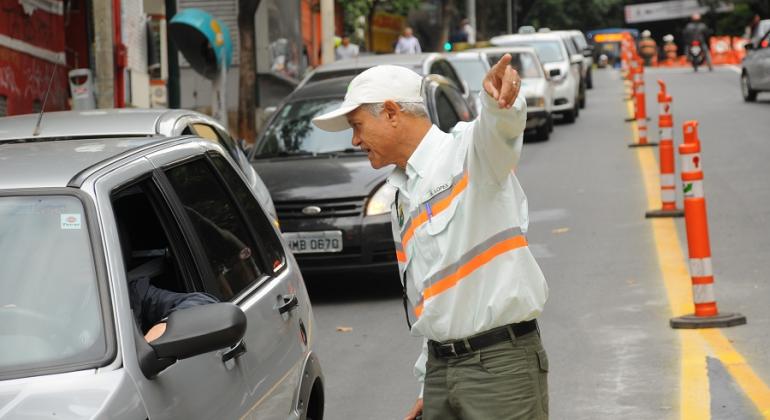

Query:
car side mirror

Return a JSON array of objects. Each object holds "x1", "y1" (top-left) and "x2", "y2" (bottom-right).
[
  {"x1": 582, "y1": 46, "x2": 593, "y2": 57},
  {"x1": 570, "y1": 54, "x2": 584, "y2": 65},
  {"x1": 137, "y1": 303, "x2": 247, "y2": 378},
  {"x1": 549, "y1": 68, "x2": 561, "y2": 78}
]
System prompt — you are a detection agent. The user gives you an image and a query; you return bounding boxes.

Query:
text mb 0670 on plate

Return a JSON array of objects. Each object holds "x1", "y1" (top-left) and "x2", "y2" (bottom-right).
[{"x1": 283, "y1": 231, "x2": 343, "y2": 254}]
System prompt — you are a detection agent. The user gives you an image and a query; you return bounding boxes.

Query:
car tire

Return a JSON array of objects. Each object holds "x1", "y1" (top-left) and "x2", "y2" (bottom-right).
[
  {"x1": 574, "y1": 101, "x2": 580, "y2": 118},
  {"x1": 561, "y1": 108, "x2": 576, "y2": 124},
  {"x1": 535, "y1": 121, "x2": 550, "y2": 141},
  {"x1": 741, "y1": 72, "x2": 757, "y2": 102},
  {"x1": 547, "y1": 114, "x2": 554, "y2": 132},
  {"x1": 586, "y1": 68, "x2": 593, "y2": 89}
]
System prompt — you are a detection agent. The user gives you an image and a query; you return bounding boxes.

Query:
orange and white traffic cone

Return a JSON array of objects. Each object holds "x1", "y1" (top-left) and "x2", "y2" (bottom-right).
[
  {"x1": 646, "y1": 80, "x2": 684, "y2": 218},
  {"x1": 629, "y1": 81, "x2": 657, "y2": 148},
  {"x1": 670, "y1": 121, "x2": 747, "y2": 329}
]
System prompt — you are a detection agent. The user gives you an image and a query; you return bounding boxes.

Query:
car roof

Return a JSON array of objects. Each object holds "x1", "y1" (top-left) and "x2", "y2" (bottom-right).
[
  {"x1": 310, "y1": 53, "x2": 444, "y2": 74},
  {"x1": 0, "y1": 136, "x2": 173, "y2": 189},
  {"x1": 491, "y1": 33, "x2": 564, "y2": 45},
  {"x1": 446, "y1": 51, "x2": 484, "y2": 61},
  {"x1": 471, "y1": 46, "x2": 540, "y2": 56},
  {"x1": 0, "y1": 108, "x2": 209, "y2": 141}
]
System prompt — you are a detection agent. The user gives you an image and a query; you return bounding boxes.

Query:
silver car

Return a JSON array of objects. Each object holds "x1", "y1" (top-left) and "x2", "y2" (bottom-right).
[
  {"x1": 491, "y1": 32, "x2": 582, "y2": 123},
  {"x1": 451, "y1": 48, "x2": 555, "y2": 140},
  {"x1": 0, "y1": 109, "x2": 278, "y2": 224},
  {"x1": 741, "y1": 27, "x2": 770, "y2": 102},
  {"x1": 0, "y1": 133, "x2": 323, "y2": 419}
]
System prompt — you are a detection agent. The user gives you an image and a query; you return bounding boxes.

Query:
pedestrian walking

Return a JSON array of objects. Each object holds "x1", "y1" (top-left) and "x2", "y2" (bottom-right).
[
  {"x1": 662, "y1": 34, "x2": 678, "y2": 64},
  {"x1": 312, "y1": 54, "x2": 549, "y2": 420},
  {"x1": 336, "y1": 35, "x2": 359, "y2": 60},
  {"x1": 395, "y1": 27, "x2": 422, "y2": 54}
]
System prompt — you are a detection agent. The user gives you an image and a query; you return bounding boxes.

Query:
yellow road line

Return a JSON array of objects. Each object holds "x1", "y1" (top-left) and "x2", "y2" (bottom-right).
[{"x1": 629, "y1": 98, "x2": 770, "y2": 419}]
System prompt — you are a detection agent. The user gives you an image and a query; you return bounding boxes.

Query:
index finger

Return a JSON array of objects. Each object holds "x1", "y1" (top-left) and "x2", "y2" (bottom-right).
[{"x1": 492, "y1": 53, "x2": 512, "y2": 74}]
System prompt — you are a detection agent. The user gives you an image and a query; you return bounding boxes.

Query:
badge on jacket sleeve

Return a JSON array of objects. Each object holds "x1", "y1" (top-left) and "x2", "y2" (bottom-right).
[{"x1": 398, "y1": 204, "x2": 405, "y2": 227}]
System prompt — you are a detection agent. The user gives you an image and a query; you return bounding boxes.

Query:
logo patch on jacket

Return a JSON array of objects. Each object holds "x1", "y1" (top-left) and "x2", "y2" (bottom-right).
[{"x1": 398, "y1": 204, "x2": 405, "y2": 227}]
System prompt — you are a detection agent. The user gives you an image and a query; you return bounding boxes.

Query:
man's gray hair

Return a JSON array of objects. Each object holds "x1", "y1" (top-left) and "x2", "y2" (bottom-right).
[{"x1": 362, "y1": 101, "x2": 428, "y2": 118}]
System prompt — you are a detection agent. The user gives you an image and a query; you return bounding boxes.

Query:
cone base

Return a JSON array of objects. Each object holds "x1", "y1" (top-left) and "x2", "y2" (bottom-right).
[
  {"x1": 670, "y1": 312, "x2": 747, "y2": 329},
  {"x1": 645, "y1": 208, "x2": 685, "y2": 218},
  {"x1": 624, "y1": 117, "x2": 635, "y2": 122},
  {"x1": 629, "y1": 142, "x2": 659, "y2": 148}
]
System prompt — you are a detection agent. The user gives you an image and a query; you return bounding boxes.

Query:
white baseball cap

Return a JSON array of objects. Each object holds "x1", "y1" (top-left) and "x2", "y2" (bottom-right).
[{"x1": 312, "y1": 65, "x2": 424, "y2": 132}]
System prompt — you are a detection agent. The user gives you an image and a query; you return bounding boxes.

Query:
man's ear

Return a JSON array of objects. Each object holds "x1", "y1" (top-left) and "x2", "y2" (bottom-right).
[{"x1": 383, "y1": 100, "x2": 400, "y2": 124}]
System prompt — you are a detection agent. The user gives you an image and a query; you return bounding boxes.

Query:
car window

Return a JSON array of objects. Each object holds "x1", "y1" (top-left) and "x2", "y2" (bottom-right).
[
  {"x1": 209, "y1": 154, "x2": 285, "y2": 273},
  {"x1": 447, "y1": 57, "x2": 486, "y2": 92},
  {"x1": 434, "y1": 88, "x2": 461, "y2": 132},
  {"x1": 0, "y1": 195, "x2": 108, "y2": 379},
  {"x1": 430, "y1": 60, "x2": 464, "y2": 91},
  {"x1": 562, "y1": 37, "x2": 577, "y2": 55},
  {"x1": 254, "y1": 99, "x2": 359, "y2": 157},
  {"x1": 487, "y1": 52, "x2": 543, "y2": 78},
  {"x1": 508, "y1": 40, "x2": 565, "y2": 63},
  {"x1": 306, "y1": 68, "x2": 362, "y2": 84},
  {"x1": 164, "y1": 158, "x2": 264, "y2": 301},
  {"x1": 572, "y1": 34, "x2": 588, "y2": 50}
]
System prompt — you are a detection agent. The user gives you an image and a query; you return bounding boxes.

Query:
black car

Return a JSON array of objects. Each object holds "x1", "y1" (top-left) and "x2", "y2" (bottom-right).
[{"x1": 249, "y1": 74, "x2": 475, "y2": 277}]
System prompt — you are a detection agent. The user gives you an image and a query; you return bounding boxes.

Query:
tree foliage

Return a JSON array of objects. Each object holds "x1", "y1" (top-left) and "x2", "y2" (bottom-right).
[{"x1": 338, "y1": 0, "x2": 422, "y2": 34}]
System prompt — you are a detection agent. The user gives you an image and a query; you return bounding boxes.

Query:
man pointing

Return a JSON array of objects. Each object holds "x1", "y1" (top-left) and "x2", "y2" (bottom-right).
[{"x1": 313, "y1": 54, "x2": 549, "y2": 419}]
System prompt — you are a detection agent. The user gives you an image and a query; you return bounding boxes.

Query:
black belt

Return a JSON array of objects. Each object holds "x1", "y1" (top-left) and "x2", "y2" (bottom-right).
[{"x1": 428, "y1": 320, "x2": 538, "y2": 358}]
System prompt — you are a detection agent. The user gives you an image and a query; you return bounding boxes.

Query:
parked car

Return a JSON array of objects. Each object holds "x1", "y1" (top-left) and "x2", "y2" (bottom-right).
[
  {"x1": 491, "y1": 32, "x2": 582, "y2": 123},
  {"x1": 249, "y1": 74, "x2": 475, "y2": 277},
  {"x1": 560, "y1": 30, "x2": 594, "y2": 89},
  {"x1": 453, "y1": 48, "x2": 554, "y2": 140},
  {"x1": 741, "y1": 27, "x2": 770, "y2": 102},
  {"x1": 0, "y1": 109, "x2": 278, "y2": 224},
  {"x1": 297, "y1": 53, "x2": 477, "y2": 114},
  {"x1": 552, "y1": 30, "x2": 587, "y2": 107},
  {"x1": 0, "y1": 132, "x2": 323, "y2": 419}
]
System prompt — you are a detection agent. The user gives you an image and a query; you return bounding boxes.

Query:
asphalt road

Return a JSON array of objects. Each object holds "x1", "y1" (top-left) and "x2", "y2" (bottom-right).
[{"x1": 307, "y1": 65, "x2": 770, "y2": 420}]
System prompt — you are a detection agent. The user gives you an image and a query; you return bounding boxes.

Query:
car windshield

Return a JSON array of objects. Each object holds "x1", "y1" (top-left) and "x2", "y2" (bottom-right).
[
  {"x1": 486, "y1": 53, "x2": 543, "y2": 78},
  {"x1": 505, "y1": 40, "x2": 565, "y2": 63},
  {"x1": 254, "y1": 99, "x2": 358, "y2": 157},
  {"x1": 447, "y1": 58, "x2": 486, "y2": 92},
  {"x1": 0, "y1": 195, "x2": 107, "y2": 379}
]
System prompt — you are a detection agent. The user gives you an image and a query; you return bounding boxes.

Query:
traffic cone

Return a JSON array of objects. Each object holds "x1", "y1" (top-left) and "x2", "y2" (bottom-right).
[
  {"x1": 646, "y1": 80, "x2": 684, "y2": 218},
  {"x1": 670, "y1": 121, "x2": 747, "y2": 329},
  {"x1": 624, "y1": 61, "x2": 640, "y2": 122},
  {"x1": 629, "y1": 86, "x2": 657, "y2": 147}
]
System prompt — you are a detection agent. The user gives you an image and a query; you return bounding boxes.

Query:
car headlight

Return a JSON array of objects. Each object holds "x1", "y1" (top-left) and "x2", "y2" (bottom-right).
[
  {"x1": 366, "y1": 183, "x2": 396, "y2": 216},
  {"x1": 526, "y1": 96, "x2": 545, "y2": 108}
]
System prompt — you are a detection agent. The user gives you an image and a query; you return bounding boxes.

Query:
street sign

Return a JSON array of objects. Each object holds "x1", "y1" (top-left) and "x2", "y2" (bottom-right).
[{"x1": 624, "y1": 0, "x2": 734, "y2": 24}]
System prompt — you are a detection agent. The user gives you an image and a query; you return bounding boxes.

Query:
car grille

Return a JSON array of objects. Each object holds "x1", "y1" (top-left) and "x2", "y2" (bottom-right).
[{"x1": 275, "y1": 197, "x2": 367, "y2": 220}]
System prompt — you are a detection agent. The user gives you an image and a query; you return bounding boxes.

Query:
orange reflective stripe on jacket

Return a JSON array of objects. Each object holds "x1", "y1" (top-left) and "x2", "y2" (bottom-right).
[
  {"x1": 401, "y1": 172, "x2": 469, "y2": 248},
  {"x1": 414, "y1": 227, "x2": 527, "y2": 317}
]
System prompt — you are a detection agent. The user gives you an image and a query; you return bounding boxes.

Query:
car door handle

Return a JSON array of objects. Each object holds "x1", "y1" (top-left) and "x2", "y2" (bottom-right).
[
  {"x1": 222, "y1": 340, "x2": 247, "y2": 363},
  {"x1": 277, "y1": 294, "x2": 299, "y2": 315}
]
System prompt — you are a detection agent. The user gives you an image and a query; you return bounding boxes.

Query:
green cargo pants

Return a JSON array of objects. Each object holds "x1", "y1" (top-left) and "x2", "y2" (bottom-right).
[{"x1": 423, "y1": 329, "x2": 549, "y2": 419}]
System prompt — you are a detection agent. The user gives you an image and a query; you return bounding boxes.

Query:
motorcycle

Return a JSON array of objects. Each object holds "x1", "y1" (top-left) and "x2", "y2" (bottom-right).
[{"x1": 688, "y1": 40, "x2": 706, "y2": 72}]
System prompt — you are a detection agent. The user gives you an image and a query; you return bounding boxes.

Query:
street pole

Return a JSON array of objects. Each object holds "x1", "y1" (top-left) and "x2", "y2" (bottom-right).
[
  {"x1": 466, "y1": 0, "x2": 476, "y2": 36},
  {"x1": 506, "y1": 0, "x2": 512, "y2": 34},
  {"x1": 91, "y1": 0, "x2": 114, "y2": 108},
  {"x1": 321, "y1": 0, "x2": 335, "y2": 64},
  {"x1": 513, "y1": 0, "x2": 518, "y2": 33}
]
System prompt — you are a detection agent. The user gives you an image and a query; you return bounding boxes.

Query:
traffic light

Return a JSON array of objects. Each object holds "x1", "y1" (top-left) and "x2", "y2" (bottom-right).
[{"x1": 444, "y1": 41, "x2": 452, "y2": 51}]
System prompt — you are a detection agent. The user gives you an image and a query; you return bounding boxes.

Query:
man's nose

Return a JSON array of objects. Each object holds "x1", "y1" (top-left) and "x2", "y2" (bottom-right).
[{"x1": 351, "y1": 134, "x2": 361, "y2": 146}]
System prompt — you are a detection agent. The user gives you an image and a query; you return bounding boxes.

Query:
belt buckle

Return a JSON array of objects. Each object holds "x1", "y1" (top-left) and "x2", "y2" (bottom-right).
[{"x1": 445, "y1": 342, "x2": 458, "y2": 357}]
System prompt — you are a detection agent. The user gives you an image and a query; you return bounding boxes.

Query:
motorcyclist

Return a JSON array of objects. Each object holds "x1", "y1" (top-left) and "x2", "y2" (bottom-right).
[
  {"x1": 683, "y1": 13, "x2": 713, "y2": 71},
  {"x1": 638, "y1": 30, "x2": 658, "y2": 66}
]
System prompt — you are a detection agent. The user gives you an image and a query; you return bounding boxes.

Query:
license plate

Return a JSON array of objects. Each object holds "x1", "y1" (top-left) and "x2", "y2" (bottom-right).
[{"x1": 283, "y1": 231, "x2": 343, "y2": 254}]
